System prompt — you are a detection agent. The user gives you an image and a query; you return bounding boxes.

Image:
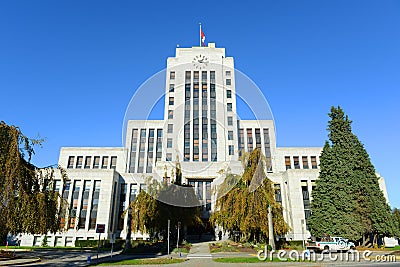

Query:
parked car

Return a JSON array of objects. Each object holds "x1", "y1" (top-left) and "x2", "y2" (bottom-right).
[
  {"x1": 384, "y1": 237, "x2": 399, "y2": 248},
  {"x1": 306, "y1": 235, "x2": 355, "y2": 252}
]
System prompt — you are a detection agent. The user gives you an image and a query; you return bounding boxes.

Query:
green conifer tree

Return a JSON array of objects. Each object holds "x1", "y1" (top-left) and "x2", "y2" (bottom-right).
[{"x1": 308, "y1": 107, "x2": 396, "y2": 245}]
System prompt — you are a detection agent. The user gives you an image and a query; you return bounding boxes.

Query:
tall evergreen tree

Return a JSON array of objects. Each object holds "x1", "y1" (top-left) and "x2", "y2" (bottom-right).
[
  {"x1": 308, "y1": 107, "x2": 396, "y2": 244},
  {"x1": 392, "y1": 208, "x2": 400, "y2": 237}
]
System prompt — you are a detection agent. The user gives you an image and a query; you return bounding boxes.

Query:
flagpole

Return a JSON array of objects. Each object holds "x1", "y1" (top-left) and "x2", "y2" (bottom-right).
[{"x1": 199, "y1": 22, "x2": 202, "y2": 47}]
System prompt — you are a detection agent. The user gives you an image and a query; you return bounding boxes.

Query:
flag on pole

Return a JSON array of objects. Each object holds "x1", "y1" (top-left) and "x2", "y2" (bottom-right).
[{"x1": 201, "y1": 28, "x2": 206, "y2": 47}]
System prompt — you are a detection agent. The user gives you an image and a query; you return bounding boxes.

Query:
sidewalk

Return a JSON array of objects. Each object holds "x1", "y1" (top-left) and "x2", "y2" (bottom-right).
[{"x1": 186, "y1": 241, "x2": 212, "y2": 259}]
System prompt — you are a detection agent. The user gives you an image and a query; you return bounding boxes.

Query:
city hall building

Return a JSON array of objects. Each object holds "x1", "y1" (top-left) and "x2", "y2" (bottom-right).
[{"x1": 19, "y1": 43, "x2": 389, "y2": 246}]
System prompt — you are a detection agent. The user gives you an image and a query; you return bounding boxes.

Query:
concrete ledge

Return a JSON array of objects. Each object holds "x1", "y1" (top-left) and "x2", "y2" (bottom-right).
[{"x1": 0, "y1": 257, "x2": 41, "y2": 266}]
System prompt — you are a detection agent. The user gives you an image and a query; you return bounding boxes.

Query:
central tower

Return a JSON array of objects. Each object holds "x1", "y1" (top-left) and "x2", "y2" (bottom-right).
[{"x1": 164, "y1": 43, "x2": 239, "y2": 163}]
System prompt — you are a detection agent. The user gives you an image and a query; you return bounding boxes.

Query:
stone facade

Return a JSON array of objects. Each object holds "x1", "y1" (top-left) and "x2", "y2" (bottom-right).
[{"x1": 19, "y1": 43, "x2": 389, "y2": 246}]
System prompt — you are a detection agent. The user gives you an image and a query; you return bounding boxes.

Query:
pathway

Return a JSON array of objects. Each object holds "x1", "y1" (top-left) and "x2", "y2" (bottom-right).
[{"x1": 186, "y1": 241, "x2": 212, "y2": 259}]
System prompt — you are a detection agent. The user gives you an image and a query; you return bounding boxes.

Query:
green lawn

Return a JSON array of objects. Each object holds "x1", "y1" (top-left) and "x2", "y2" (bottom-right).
[
  {"x1": 385, "y1": 245, "x2": 400, "y2": 251},
  {"x1": 95, "y1": 258, "x2": 186, "y2": 265},
  {"x1": 0, "y1": 246, "x2": 102, "y2": 250},
  {"x1": 213, "y1": 257, "x2": 305, "y2": 263}
]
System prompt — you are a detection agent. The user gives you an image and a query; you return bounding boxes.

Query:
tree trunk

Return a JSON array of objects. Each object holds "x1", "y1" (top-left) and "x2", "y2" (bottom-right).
[{"x1": 361, "y1": 234, "x2": 369, "y2": 247}]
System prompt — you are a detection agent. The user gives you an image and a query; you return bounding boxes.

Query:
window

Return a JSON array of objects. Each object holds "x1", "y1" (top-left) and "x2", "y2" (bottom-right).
[
  {"x1": 53, "y1": 180, "x2": 61, "y2": 192},
  {"x1": 146, "y1": 130, "x2": 154, "y2": 173},
  {"x1": 228, "y1": 131, "x2": 233, "y2": 140},
  {"x1": 93, "y1": 156, "x2": 100, "y2": 169},
  {"x1": 170, "y1": 71, "x2": 175, "y2": 79},
  {"x1": 89, "y1": 181, "x2": 101, "y2": 229},
  {"x1": 311, "y1": 156, "x2": 318, "y2": 169},
  {"x1": 226, "y1": 70, "x2": 231, "y2": 76},
  {"x1": 285, "y1": 156, "x2": 291, "y2": 170},
  {"x1": 84, "y1": 156, "x2": 91, "y2": 169},
  {"x1": 167, "y1": 124, "x2": 173, "y2": 133},
  {"x1": 263, "y1": 128, "x2": 272, "y2": 171},
  {"x1": 226, "y1": 79, "x2": 231, "y2": 85},
  {"x1": 228, "y1": 145, "x2": 234, "y2": 155},
  {"x1": 117, "y1": 183, "x2": 127, "y2": 230},
  {"x1": 302, "y1": 156, "x2": 309, "y2": 169},
  {"x1": 227, "y1": 116, "x2": 233, "y2": 126},
  {"x1": 169, "y1": 84, "x2": 174, "y2": 92},
  {"x1": 67, "y1": 156, "x2": 74, "y2": 168},
  {"x1": 129, "y1": 129, "x2": 139, "y2": 172},
  {"x1": 202, "y1": 71, "x2": 207, "y2": 81},
  {"x1": 168, "y1": 110, "x2": 173, "y2": 119},
  {"x1": 130, "y1": 184, "x2": 137, "y2": 202},
  {"x1": 78, "y1": 180, "x2": 91, "y2": 229},
  {"x1": 238, "y1": 129, "x2": 244, "y2": 156},
  {"x1": 60, "y1": 180, "x2": 70, "y2": 228},
  {"x1": 101, "y1": 156, "x2": 109, "y2": 169},
  {"x1": 227, "y1": 103, "x2": 232, "y2": 111},
  {"x1": 293, "y1": 156, "x2": 300, "y2": 169},
  {"x1": 166, "y1": 153, "x2": 172, "y2": 161},
  {"x1": 167, "y1": 138, "x2": 172, "y2": 148},
  {"x1": 156, "y1": 129, "x2": 163, "y2": 163},
  {"x1": 274, "y1": 184, "x2": 282, "y2": 203},
  {"x1": 255, "y1": 128, "x2": 261, "y2": 149},
  {"x1": 137, "y1": 129, "x2": 146, "y2": 173},
  {"x1": 169, "y1": 97, "x2": 174, "y2": 105},
  {"x1": 194, "y1": 71, "x2": 199, "y2": 82},
  {"x1": 185, "y1": 71, "x2": 191, "y2": 82},
  {"x1": 301, "y1": 180, "x2": 311, "y2": 228},
  {"x1": 210, "y1": 71, "x2": 215, "y2": 82},
  {"x1": 76, "y1": 156, "x2": 83, "y2": 168},
  {"x1": 247, "y1": 128, "x2": 253, "y2": 151},
  {"x1": 69, "y1": 180, "x2": 81, "y2": 229},
  {"x1": 110, "y1": 156, "x2": 117, "y2": 169},
  {"x1": 226, "y1": 90, "x2": 232, "y2": 98},
  {"x1": 197, "y1": 181, "x2": 203, "y2": 200},
  {"x1": 140, "y1": 183, "x2": 147, "y2": 192}
]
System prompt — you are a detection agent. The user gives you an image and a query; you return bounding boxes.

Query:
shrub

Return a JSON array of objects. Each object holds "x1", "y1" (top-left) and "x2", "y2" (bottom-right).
[
  {"x1": 41, "y1": 236, "x2": 49, "y2": 247},
  {"x1": 75, "y1": 239, "x2": 125, "y2": 249}
]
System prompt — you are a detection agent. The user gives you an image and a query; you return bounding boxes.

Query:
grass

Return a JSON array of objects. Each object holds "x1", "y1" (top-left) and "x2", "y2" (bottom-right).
[
  {"x1": 209, "y1": 241, "x2": 239, "y2": 253},
  {"x1": 172, "y1": 247, "x2": 190, "y2": 253},
  {"x1": 213, "y1": 257, "x2": 307, "y2": 263},
  {"x1": 385, "y1": 245, "x2": 400, "y2": 251},
  {"x1": 95, "y1": 258, "x2": 186, "y2": 265},
  {"x1": 0, "y1": 246, "x2": 107, "y2": 250}
]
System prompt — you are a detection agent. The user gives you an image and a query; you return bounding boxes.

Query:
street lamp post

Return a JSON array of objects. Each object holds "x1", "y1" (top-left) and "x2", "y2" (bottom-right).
[
  {"x1": 125, "y1": 207, "x2": 132, "y2": 250},
  {"x1": 268, "y1": 204, "x2": 275, "y2": 250}
]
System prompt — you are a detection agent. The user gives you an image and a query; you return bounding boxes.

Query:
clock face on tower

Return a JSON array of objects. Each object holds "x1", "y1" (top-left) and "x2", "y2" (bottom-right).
[{"x1": 192, "y1": 55, "x2": 209, "y2": 69}]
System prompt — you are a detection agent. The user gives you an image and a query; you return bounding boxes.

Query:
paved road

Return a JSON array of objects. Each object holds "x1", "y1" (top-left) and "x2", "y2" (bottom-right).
[{"x1": 9, "y1": 244, "x2": 400, "y2": 266}]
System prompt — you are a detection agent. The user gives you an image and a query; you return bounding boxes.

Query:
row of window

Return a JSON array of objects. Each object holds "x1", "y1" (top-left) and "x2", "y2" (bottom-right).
[
  {"x1": 117, "y1": 183, "x2": 146, "y2": 230},
  {"x1": 188, "y1": 179, "x2": 213, "y2": 211},
  {"x1": 67, "y1": 156, "x2": 117, "y2": 169},
  {"x1": 284, "y1": 156, "x2": 318, "y2": 170},
  {"x1": 55, "y1": 179, "x2": 101, "y2": 230},
  {"x1": 301, "y1": 180, "x2": 316, "y2": 229},
  {"x1": 169, "y1": 70, "x2": 232, "y2": 80},
  {"x1": 129, "y1": 129, "x2": 163, "y2": 173}
]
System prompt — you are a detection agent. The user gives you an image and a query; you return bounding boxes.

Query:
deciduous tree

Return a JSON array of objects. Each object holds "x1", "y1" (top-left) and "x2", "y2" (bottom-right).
[
  {"x1": 0, "y1": 121, "x2": 65, "y2": 244},
  {"x1": 130, "y1": 174, "x2": 201, "y2": 241},
  {"x1": 210, "y1": 149, "x2": 289, "y2": 242}
]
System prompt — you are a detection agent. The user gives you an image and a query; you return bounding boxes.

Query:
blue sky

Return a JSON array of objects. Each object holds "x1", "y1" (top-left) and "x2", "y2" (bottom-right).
[{"x1": 1, "y1": 0, "x2": 399, "y2": 208}]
